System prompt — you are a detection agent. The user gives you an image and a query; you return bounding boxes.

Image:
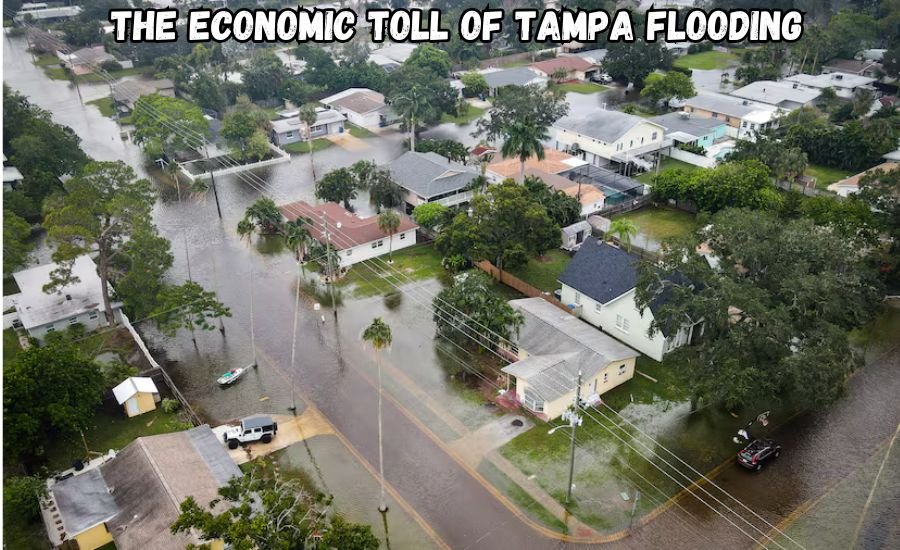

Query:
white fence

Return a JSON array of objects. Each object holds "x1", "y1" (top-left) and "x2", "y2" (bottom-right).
[
  {"x1": 667, "y1": 147, "x2": 718, "y2": 168},
  {"x1": 179, "y1": 143, "x2": 291, "y2": 183}
]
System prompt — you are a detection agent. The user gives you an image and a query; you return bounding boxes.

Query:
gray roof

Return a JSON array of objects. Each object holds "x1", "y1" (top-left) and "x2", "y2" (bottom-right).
[
  {"x1": 482, "y1": 67, "x2": 545, "y2": 89},
  {"x1": 729, "y1": 80, "x2": 820, "y2": 107},
  {"x1": 649, "y1": 111, "x2": 726, "y2": 140},
  {"x1": 386, "y1": 151, "x2": 477, "y2": 199},
  {"x1": 111, "y1": 79, "x2": 174, "y2": 105},
  {"x1": 554, "y1": 109, "x2": 659, "y2": 143},
  {"x1": 501, "y1": 298, "x2": 638, "y2": 401},
  {"x1": 684, "y1": 91, "x2": 778, "y2": 119},
  {"x1": 559, "y1": 239, "x2": 638, "y2": 304},
  {"x1": 53, "y1": 469, "x2": 118, "y2": 536},
  {"x1": 102, "y1": 425, "x2": 241, "y2": 550},
  {"x1": 271, "y1": 109, "x2": 345, "y2": 134}
]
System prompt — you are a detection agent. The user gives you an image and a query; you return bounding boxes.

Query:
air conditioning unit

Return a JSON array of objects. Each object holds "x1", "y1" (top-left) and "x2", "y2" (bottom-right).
[{"x1": 679, "y1": 111, "x2": 690, "y2": 119}]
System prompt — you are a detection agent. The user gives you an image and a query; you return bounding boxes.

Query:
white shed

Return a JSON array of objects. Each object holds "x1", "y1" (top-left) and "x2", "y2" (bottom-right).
[{"x1": 112, "y1": 377, "x2": 160, "y2": 417}]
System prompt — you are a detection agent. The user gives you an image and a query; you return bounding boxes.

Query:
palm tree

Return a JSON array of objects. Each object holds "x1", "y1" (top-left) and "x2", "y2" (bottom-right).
[
  {"x1": 299, "y1": 104, "x2": 319, "y2": 183},
  {"x1": 242, "y1": 197, "x2": 283, "y2": 234},
  {"x1": 607, "y1": 218, "x2": 638, "y2": 251},
  {"x1": 501, "y1": 121, "x2": 548, "y2": 181},
  {"x1": 284, "y1": 218, "x2": 312, "y2": 262},
  {"x1": 392, "y1": 85, "x2": 424, "y2": 152},
  {"x1": 362, "y1": 317, "x2": 392, "y2": 513},
  {"x1": 378, "y1": 210, "x2": 401, "y2": 263}
]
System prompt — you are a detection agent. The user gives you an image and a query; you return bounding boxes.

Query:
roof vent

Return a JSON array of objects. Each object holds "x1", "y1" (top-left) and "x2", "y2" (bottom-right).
[
  {"x1": 679, "y1": 111, "x2": 689, "y2": 119},
  {"x1": 741, "y1": 100, "x2": 749, "y2": 106},
  {"x1": 792, "y1": 82, "x2": 798, "y2": 89},
  {"x1": 65, "y1": 294, "x2": 72, "y2": 301},
  {"x1": 834, "y1": 74, "x2": 843, "y2": 80}
]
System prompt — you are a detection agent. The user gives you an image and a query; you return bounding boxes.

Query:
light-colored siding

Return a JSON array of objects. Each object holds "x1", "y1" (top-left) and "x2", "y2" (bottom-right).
[
  {"x1": 28, "y1": 307, "x2": 117, "y2": 343},
  {"x1": 73, "y1": 522, "x2": 113, "y2": 550},
  {"x1": 552, "y1": 120, "x2": 664, "y2": 165},
  {"x1": 337, "y1": 230, "x2": 417, "y2": 268}
]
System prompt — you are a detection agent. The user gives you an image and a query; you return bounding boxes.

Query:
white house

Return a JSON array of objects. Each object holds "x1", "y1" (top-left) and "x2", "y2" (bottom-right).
[
  {"x1": 278, "y1": 201, "x2": 418, "y2": 268},
  {"x1": 386, "y1": 151, "x2": 479, "y2": 212},
  {"x1": 479, "y1": 68, "x2": 548, "y2": 96},
  {"x1": 3, "y1": 154, "x2": 24, "y2": 191},
  {"x1": 784, "y1": 72, "x2": 877, "y2": 100},
  {"x1": 15, "y1": 3, "x2": 81, "y2": 22},
  {"x1": 827, "y1": 161, "x2": 898, "y2": 197},
  {"x1": 270, "y1": 108, "x2": 346, "y2": 146},
  {"x1": 550, "y1": 109, "x2": 668, "y2": 168},
  {"x1": 9, "y1": 255, "x2": 124, "y2": 344},
  {"x1": 500, "y1": 298, "x2": 639, "y2": 421},
  {"x1": 320, "y1": 88, "x2": 390, "y2": 129},
  {"x1": 558, "y1": 239, "x2": 703, "y2": 362}
]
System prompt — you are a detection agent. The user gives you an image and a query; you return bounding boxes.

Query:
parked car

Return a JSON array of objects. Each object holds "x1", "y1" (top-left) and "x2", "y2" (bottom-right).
[
  {"x1": 736, "y1": 438, "x2": 781, "y2": 470},
  {"x1": 223, "y1": 415, "x2": 278, "y2": 449},
  {"x1": 590, "y1": 72, "x2": 612, "y2": 84}
]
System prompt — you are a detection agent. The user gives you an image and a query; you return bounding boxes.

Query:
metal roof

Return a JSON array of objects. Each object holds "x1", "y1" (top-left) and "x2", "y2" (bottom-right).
[
  {"x1": 684, "y1": 91, "x2": 779, "y2": 119},
  {"x1": 561, "y1": 220, "x2": 592, "y2": 237},
  {"x1": 320, "y1": 88, "x2": 385, "y2": 114},
  {"x1": 271, "y1": 109, "x2": 345, "y2": 134},
  {"x1": 554, "y1": 109, "x2": 662, "y2": 143},
  {"x1": 11, "y1": 255, "x2": 119, "y2": 329},
  {"x1": 729, "y1": 80, "x2": 821, "y2": 107},
  {"x1": 481, "y1": 67, "x2": 546, "y2": 89},
  {"x1": 386, "y1": 151, "x2": 477, "y2": 199},
  {"x1": 785, "y1": 72, "x2": 877, "y2": 90},
  {"x1": 112, "y1": 377, "x2": 159, "y2": 404},
  {"x1": 501, "y1": 298, "x2": 638, "y2": 401},
  {"x1": 649, "y1": 112, "x2": 727, "y2": 140}
]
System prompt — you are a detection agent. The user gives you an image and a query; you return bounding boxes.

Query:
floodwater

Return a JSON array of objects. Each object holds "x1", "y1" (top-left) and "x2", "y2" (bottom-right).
[{"x1": 6, "y1": 33, "x2": 900, "y2": 549}]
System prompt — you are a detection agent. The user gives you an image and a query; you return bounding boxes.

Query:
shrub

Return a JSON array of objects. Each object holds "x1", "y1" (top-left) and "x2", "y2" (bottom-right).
[
  {"x1": 161, "y1": 398, "x2": 181, "y2": 413},
  {"x1": 101, "y1": 59, "x2": 123, "y2": 72}
]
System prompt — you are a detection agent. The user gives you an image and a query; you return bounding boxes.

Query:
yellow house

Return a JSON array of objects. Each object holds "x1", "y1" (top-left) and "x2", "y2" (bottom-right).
[
  {"x1": 41, "y1": 426, "x2": 240, "y2": 549},
  {"x1": 500, "y1": 298, "x2": 639, "y2": 421},
  {"x1": 112, "y1": 376, "x2": 160, "y2": 417}
]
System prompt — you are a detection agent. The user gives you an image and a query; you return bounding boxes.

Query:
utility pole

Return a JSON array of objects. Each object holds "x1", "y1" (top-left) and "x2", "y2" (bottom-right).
[
  {"x1": 321, "y1": 213, "x2": 338, "y2": 320},
  {"x1": 183, "y1": 234, "x2": 197, "y2": 347},
  {"x1": 629, "y1": 490, "x2": 641, "y2": 531},
  {"x1": 204, "y1": 145, "x2": 223, "y2": 220},
  {"x1": 565, "y1": 371, "x2": 583, "y2": 504},
  {"x1": 287, "y1": 258, "x2": 300, "y2": 413}
]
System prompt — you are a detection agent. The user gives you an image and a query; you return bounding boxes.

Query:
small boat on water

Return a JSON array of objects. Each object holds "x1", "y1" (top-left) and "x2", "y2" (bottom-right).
[{"x1": 217, "y1": 367, "x2": 248, "y2": 386}]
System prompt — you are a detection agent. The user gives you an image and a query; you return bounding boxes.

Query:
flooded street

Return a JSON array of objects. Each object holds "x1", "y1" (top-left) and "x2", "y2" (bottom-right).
[{"x1": 5, "y1": 33, "x2": 900, "y2": 549}]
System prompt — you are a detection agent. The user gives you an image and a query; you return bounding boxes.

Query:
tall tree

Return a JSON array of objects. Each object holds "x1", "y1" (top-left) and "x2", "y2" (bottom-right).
[
  {"x1": 4, "y1": 340, "x2": 105, "y2": 466},
  {"x1": 475, "y1": 84, "x2": 568, "y2": 143},
  {"x1": 284, "y1": 218, "x2": 313, "y2": 262},
  {"x1": 433, "y1": 272, "x2": 524, "y2": 353},
  {"x1": 3, "y1": 210, "x2": 33, "y2": 275},
  {"x1": 299, "y1": 104, "x2": 319, "y2": 183},
  {"x1": 607, "y1": 218, "x2": 639, "y2": 250},
  {"x1": 43, "y1": 161, "x2": 157, "y2": 326},
  {"x1": 378, "y1": 210, "x2": 401, "y2": 263},
  {"x1": 500, "y1": 121, "x2": 548, "y2": 180},
  {"x1": 391, "y1": 84, "x2": 425, "y2": 152},
  {"x1": 603, "y1": 39, "x2": 673, "y2": 86},
  {"x1": 241, "y1": 50, "x2": 291, "y2": 101},
  {"x1": 316, "y1": 167, "x2": 358, "y2": 210},
  {"x1": 152, "y1": 281, "x2": 232, "y2": 339},
  {"x1": 640, "y1": 71, "x2": 696, "y2": 108},
  {"x1": 635, "y1": 209, "x2": 882, "y2": 410},
  {"x1": 114, "y1": 226, "x2": 174, "y2": 320},
  {"x1": 240, "y1": 197, "x2": 284, "y2": 235},
  {"x1": 362, "y1": 318, "x2": 393, "y2": 513},
  {"x1": 132, "y1": 94, "x2": 210, "y2": 160}
]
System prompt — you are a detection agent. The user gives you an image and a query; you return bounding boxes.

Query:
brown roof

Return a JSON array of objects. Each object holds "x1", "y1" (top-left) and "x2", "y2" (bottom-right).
[
  {"x1": 530, "y1": 56, "x2": 596, "y2": 75},
  {"x1": 101, "y1": 426, "x2": 241, "y2": 550},
  {"x1": 325, "y1": 89, "x2": 385, "y2": 114},
  {"x1": 823, "y1": 58, "x2": 881, "y2": 75},
  {"x1": 488, "y1": 149, "x2": 580, "y2": 179},
  {"x1": 562, "y1": 185, "x2": 605, "y2": 206},
  {"x1": 829, "y1": 161, "x2": 899, "y2": 191},
  {"x1": 278, "y1": 201, "x2": 417, "y2": 251},
  {"x1": 519, "y1": 168, "x2": 605, "y2": 207}
]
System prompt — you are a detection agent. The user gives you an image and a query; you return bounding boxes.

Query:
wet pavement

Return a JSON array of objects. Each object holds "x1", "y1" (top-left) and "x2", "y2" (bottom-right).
[{"x1": 6, "y1": 34, "x2": 900, "y2": 549}]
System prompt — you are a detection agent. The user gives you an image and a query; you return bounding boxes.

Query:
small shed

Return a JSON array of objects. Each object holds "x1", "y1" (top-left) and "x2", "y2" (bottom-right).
[
  {"x1": 112, "y1": 377, "x2": 160, "y2": 417},
  {"x1": 561, "y1": 221, "x2": 592, "y2": 251}
]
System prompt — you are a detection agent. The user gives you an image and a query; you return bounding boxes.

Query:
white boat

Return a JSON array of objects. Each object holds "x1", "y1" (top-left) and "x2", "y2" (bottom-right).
[{"x1": 217, "y1": 367, "x2": 247, "y2": 386}]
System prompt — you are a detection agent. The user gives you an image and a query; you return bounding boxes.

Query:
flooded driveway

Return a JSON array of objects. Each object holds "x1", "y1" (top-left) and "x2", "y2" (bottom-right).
[{"x1": 6, "y1": 34, "x2": 900, "y2": 549}]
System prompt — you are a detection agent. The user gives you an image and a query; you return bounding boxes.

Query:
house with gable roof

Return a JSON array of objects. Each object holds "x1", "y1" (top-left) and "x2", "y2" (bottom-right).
[{"x1": 386, "y1": 151, "x2": 479, "y2": 212}]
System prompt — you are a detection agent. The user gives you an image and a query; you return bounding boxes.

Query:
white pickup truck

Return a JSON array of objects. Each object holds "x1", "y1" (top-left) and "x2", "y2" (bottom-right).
[{"x1": 223, "y1": 415, "x2": 278, "y2": 449}]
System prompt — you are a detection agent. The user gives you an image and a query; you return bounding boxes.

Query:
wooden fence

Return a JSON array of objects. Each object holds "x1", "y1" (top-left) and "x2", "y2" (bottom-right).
[
  {"x1": 597, "y1": 194, "x2": 654, "y2": 216},
  {"x1": 474, "y1": 260, "x2": 572, "y2": 314}
]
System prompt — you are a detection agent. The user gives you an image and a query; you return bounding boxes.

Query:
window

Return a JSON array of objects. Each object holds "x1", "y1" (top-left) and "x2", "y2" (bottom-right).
[
  {"x1": 742, "y1": 121, "x2": 748, "y2": 128},
  {"x1": 629, "y1": 140, "x2": 633, "y2": 147},
  {"x1": 574, "y1": 292, "x2": 581, "y2": 305},
  {"x1": 46, "y1": 325, "x2": 55, "y2": 333},
  {"x1": 89, "y1": 312, "x2": 99, "y2": 320},
  {"x1": 725, "y1": 116, "x2": 731, "y2": 123},
  {"x1": 346, "y1": 249, "x2": 353, "y2": 256},
  {"x1": 68, "y1": 317, "x2": 78, "y2": 324},
  {"x1": 711, "y1": 112, "x2": 719, "y2": 118},
  {"x1": 652, "y1": 131, "x2": 658, "y2": 141},
  {"x1": 641, "y1": 137, "x2": 645, "y2": 144},
  {"x1": 618, "y1": 364, "x2": 626, "y2": 375},
  {"x1": 615, "y1": 314, "x2": 630, "y2": 332},
  {"x1": 399, "y1": 232, "x2": 406, "y2": 240},
  {"x1": 371, "y1": 240, "x2": 384, "y2": 249},
  {"x1": 522, "y1": 388, "x2": 544, "y2": 412},
  {"x1": 603, "y1": 372, "x2": 609, "y2": 383},
  {"x1": 594, "y1": 303, "x2": 602, "y2": 313}
]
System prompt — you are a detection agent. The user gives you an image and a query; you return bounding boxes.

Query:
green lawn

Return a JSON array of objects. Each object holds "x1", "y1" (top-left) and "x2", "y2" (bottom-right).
[
  {"x1": 614, "y1": 206, "x2": 699, "y2": 243},
  {"x1": 805, "y1": 163, "x2": 853, "y2": 191},
  {"x1": 282, "y1": 138, "x2": 333, "y2": 154},
  {"x1": 441, "y1": 105, "x2": 486, "y2": 125},
  {"x1": 87, "y1": 96, "x2": 117, "y2": 117},
  {"x1": 43, "y1": 65, "x2": 152, "y2": 82},
  {"x1": 4, "y1": 329, "x2": 22, "y2": 364},
  {"x1": 347, "y1": 123, "x2": 377, "y2": 139},
  {"x1": 339, "y1": 243, "x2": 447, "y2": 298},
  {"x1": 478, "y1": 461, "x2": 569, "y2": 533},
  {"x1": 557, "y1": 82, "x2": 608, "y2": 94},
  {"x1": 619, "y1": 103, "x2": 657, "y2": 119},
  {"x1": 673, "y1": 50, "x2": 738, "y2": 70},
  {"x1": 44, "y1": 404, "x2": 192, "y2": 472},
  {"x1": 506, "y1": 250, "x2": 571, "y2": 294},
  {"x1": 636, "y1": 157, "x2": 702, "y2": 184},
  {"x1": 33, "y1": 53, "x2": 61, "y2": 67}
]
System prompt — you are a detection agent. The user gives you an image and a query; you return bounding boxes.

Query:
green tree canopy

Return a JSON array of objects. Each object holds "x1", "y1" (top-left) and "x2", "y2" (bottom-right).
[
  {"x1": 152, "y1": 281, "x2": 232, "y2": 337},
  {"x1": 433, "y1": 272, "x2": 524, "y2": 352},
  {"x1": 522, "y1": 175, "x2": 581, "y2": 227},
  {"x1": 475, "y1": 84, "x2": 569, "y2": 142},
  {"x1": 436, "y1": 181, "x2": 560, "y2": 270},
  {"x1": 651, "y1": 160, "x2": 780, "y2": 213},
  {"x1": 604, "y1": 39, "x2": 673, "y2": 86},
  {"x1": 4, "y1": 340, "x2": 106, "y2": 464},
  {"x1": 635, "y1": 209, "x2": 882, "y2": 410},
  {"x1": 132, "y1": 94, "x2": 210, "y2": 159},
  {"x1": 640, "y1": 71, "x2": 696, "y2": 107},
  {"x1": 316, "y1": 167, "x2": 358, "y2": 210},
  {"x1": 412, "y1": 202, "x2": 450, "y2": 232},
  {"x1": 240, "y1": 197, "x2": 284, "y2": 235},
  {"x1": 43, "y1": 161, "x2": 158, "y2": 325},
  {"x1": 3, "y1": 209, "x2": 33, "y2": 275},
  {"x1": 242, "y1": 50, "x2": 291, "y2": 101}
]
